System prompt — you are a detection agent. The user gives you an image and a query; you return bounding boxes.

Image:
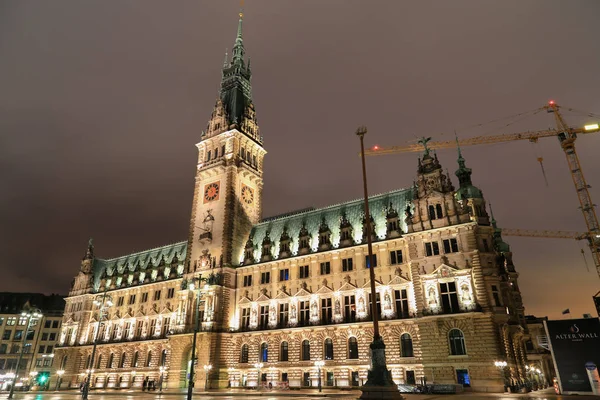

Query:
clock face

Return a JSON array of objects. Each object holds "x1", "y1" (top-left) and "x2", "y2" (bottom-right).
[
  {"x1": 203, "y1": 182, "x2": 220, "y2": 203},
  {"x1": 241, "y1": 184, "x2": 254, "y2": 205}
]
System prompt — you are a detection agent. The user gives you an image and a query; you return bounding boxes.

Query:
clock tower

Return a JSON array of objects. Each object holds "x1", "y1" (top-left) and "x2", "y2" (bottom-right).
[{"x1": 186, "y1": 11, "x2": 265, "y2": 275}]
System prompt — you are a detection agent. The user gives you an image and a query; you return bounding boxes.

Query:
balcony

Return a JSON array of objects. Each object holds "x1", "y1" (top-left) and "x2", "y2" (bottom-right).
[{"x1": 233, "y1": 311, "x2": 419, "y2": 333}]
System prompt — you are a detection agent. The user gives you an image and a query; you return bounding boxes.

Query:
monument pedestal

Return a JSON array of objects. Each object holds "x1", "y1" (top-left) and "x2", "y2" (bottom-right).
[{"x1": 359, "y1": 337, "x2": 404, "y2": 400}]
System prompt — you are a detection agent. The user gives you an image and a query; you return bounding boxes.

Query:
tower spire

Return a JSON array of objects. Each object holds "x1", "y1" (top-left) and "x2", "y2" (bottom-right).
[{"x1": 231, "y1": 9, "x2": 245, "y2": 66}]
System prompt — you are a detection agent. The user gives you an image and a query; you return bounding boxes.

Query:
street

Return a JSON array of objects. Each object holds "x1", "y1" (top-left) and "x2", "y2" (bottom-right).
[{"x1": 2, "y1": 389, "x2": 600, "y2": 400}]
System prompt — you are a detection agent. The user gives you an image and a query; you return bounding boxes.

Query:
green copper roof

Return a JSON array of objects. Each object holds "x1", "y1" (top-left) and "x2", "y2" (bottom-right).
[
  {"x1": 92, "y1": 241, "x2": 187, "y2": 291},
  {"x1": 243, "y1": 187, "x2": 413, "y2": 264}
]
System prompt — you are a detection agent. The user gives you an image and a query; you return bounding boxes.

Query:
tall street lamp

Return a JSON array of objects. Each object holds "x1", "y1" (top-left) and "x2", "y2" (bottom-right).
[
  {"x1": 55, "y1": 370, "x2": 65, "y2": 391},
  {"x1": 187, "y1": 277, "x2": 207, "y2": 400},
  {"x1": 357, "y1": 126, "x2": 404, "y2": 400},
  {"x1": 314, "y1": 360, "x2": 324, "y2": 392},
  {"x1": 82, "y1": 292, "x2": 113, "y2": 400},
  {"x1": 254, "y1": 362, "x2": 263, "y2": 390},
  {"x1": 203, "y1": 364, "x2": 212, "y2": 390},
  {"x1": 8, "y1": 308, "x2": 42, "y2": 399}
]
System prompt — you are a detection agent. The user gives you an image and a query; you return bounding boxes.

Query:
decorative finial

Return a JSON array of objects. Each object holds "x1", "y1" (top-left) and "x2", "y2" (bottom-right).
[
  {"x1": 223, "y1": 48, "x2": 228, "y2": 68},
  {"x1": 454, "y1": 130, "x2": 462, "y2": 158},
  {"x1": 418, "y1": 137, "x2": 432, "y2": 156}
]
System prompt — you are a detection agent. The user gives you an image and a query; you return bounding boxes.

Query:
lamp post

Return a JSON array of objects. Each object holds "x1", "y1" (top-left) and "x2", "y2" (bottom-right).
[
  {"x1": 8, "y1": 308, "x2": 42, "y2": 399},
  {"x1": 314, "y1": 360, "x2": 324, "y2": 392},
  {"x1": 203, "y1": 364, "x2": 212, "y2": 390},
  {"x1": 494, "y1": 361, "x2": 509, "y2": 391},
  {"x1": 187, "y1": 277, "x2": 207, "y2": 400},
  {"x1": 159, "y1": 366, "x2": 166, "y2": 392},
  {"x1": 82, "y1": 292, "x2": 113, "y2": 400},
  {"x1": 55, "y1": 370, "x2": 65, "y2": 391},
  {"x1": 130, "y1": 370, "x2": 136, "y2": 389},
  {"x1": 254, "y1": 362, "x2": 263, "y2": 390},
  {"x1": 29, "y1": 371, "x2": 38, "y2": 389},
  {"x1": 356, "y1": 126, "x2": 404, "y2": 400}
]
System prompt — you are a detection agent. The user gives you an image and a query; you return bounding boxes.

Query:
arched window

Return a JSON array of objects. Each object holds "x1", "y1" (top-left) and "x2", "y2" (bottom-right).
[
  {"x1": 448, "y1": 329, "x2": 466, "y2": 355},
  {"x1": 324, "y1": 338, "x2": 334, "y2": 360},
  {"x1": 214, "y1": 148, "x2": 218, "y2": 158},
  {"x1": 400, "y1": 333, "x2": 414, "y2": 357},
  {"x1": 240, "y1": 344, "x2": 249, "y2": 363},
  {"x1": 280, "y1": 342, "x2": 288, "y2": 362},
  {"x1": 85, "y1": 354, "x2": 91, "y2": 369},
  {"x1": 132, "y1": 351, "x2": 139, "y2": 368},
  {"x1": 206, "y1": 150, "x2": 212, "y2": 162},
  {"x1": 348, "y1": 337, "x2": 358, "y2": 359},
  {"x1": 146, "y1": 351, "x2": 152, "y2": 367},
  {"x1": 436, "y1": 204, "x2": 443, "y2": 219},
  {"x1": 120, "y1": 352, "x2": 127, "y2": 368},
  {"x1": 108, "y1": 353, "x2": 114, "y2": 369},
  {"x1": 260, "y1": 343, "x2": 268, "y2": 362},
  {"x1": 161, "y1": 349, "x2": 167, "y2": 366},
  {"x1": 301, "y1": 340, "x2": 310, "y2": 361},
  {"x1": 96, "y1": 355, "x2": 102, "y2": 369},
  {"x1": 61, "y1": 355, "x2": 68, "y2": 369}
]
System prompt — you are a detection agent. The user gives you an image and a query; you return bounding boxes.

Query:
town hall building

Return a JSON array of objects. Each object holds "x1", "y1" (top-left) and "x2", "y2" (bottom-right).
[{"x1": 52, "y1": 12, "x2": 531, "y2": 393}]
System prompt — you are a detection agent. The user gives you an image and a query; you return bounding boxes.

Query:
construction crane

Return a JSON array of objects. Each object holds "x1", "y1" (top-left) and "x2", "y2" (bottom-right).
[
  {"x1": 364, "y1": 102, "x2": 600, "y2": 278},
  {"x1": 501, "y1": 228, "x2": 586, "y2": 241}
]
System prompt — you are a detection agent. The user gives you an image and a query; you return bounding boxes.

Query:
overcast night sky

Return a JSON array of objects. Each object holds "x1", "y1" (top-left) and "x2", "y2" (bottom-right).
[{"x1": 1, "y1": 1, "x2": 599, "y2": 319}]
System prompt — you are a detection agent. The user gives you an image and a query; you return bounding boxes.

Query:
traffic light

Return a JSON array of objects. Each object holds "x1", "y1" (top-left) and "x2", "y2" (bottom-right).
[{"x1": 37, "y1": 372, "x2": 49, "y2": 385}]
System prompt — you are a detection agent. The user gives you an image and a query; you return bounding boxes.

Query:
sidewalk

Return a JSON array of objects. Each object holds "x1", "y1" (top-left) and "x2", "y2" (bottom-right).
[{"x1": 46, "y1": 388, "x2": 358, "y2": 397}]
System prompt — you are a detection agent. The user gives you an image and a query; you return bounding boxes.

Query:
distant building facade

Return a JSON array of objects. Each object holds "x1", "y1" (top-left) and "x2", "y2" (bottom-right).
[
  {"x1": 0, "y1": 293, "x2": 65, "y2": 390},
  {"x1": 523, "y1": 315, "x2": 555, "y2": 389},
  {"x1": 53, "y1": 13, "x2": 533, "y2": 393}
]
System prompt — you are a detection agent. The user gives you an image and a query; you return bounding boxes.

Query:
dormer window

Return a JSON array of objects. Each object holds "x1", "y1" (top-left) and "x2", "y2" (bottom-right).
[
  {"x1": 244, "y1": 237, "x2": 255, "y2": 265},
  {"x1": 385, "y1": 203, "x2": 402, "y2": 239},
  {"x1": 261, "y1": 232, "x2": 273, "y2": 262},
  {"x1": 428, "y1": 204, "x2": 443, "y2": 220},
  {"x1": 362, "y1": 214, "x2": 376, "y2": 243},
  {"x1": 298, "y1": 224, "x2": 311, "y2": 255},
  {"x1": 215, "y1": 122, "x2": 221, "y2": 130},
  {"x1": 318, "y1": 219, "x2": 332, "y2": 251},
  {"x1": 279, "y1": 228, "x2": 292, "y2": 259},
  {"x1": 339, "y1": 213, "x2": 354, "y2": 247}
]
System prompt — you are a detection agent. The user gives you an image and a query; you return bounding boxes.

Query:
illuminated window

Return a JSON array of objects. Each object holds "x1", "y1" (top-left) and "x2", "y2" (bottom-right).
[
  {"x1": 279, "y1": 269, "x2": 289, "y2": 281},
  {"x1": 260, "y1": 343, "x2": 268, "y2": 362},
  {"x1": 365, "y1": 254, "x2": 377, "y2": 268}
]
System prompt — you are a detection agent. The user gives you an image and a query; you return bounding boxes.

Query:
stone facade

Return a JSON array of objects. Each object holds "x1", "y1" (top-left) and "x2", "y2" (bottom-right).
[{"x1": 51, "y1": 13, "x2": 532, "y2": 394}]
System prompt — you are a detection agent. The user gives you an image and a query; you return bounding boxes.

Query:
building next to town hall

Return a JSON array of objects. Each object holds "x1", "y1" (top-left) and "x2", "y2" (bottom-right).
[{"x1": 52, "y1": 12, "x2": 533, "y2": 393}]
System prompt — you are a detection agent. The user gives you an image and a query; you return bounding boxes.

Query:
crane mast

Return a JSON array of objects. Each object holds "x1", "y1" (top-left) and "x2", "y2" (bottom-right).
[{"x1": 545, "y1": 102, "x2": 600, "y2": 278}]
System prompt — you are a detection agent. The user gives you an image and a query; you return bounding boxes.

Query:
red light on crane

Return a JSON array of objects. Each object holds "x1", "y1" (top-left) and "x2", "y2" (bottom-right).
[
  {"x1": 372, "y1": 145, "x2": 380, "y2": 151},
  {"x1": 549, "y1": 100, "x2": 555, "y2": 105}
]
